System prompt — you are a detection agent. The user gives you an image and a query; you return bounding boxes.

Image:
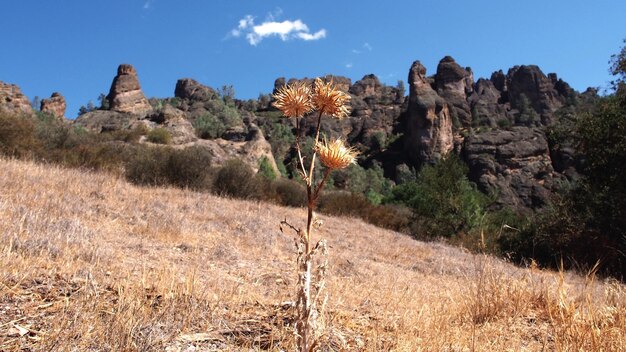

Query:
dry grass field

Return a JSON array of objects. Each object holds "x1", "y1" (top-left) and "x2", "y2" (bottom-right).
[{"x1": 1, "y1": 157, "x2": 625, "y2": 351}]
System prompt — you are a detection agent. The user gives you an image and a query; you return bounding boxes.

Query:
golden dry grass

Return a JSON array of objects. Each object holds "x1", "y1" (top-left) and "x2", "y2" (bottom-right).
[{"x1": 0, "y1": 157, "x2": 624, "y2": 351}]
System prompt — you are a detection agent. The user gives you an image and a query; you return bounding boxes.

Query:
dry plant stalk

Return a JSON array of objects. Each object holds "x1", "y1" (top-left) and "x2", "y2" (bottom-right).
[{"x1": 274, "y1": 78, "x2": 355, "y2": 351}]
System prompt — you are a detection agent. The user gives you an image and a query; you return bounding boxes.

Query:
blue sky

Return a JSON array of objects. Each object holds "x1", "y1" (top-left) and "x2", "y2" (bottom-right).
[{"x1": 1, "y1": 0, "x2": 625, "y2": 118}]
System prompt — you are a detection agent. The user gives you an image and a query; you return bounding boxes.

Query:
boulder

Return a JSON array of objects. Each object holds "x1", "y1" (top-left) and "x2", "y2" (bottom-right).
[
  {"x1": 174, "y1": 78, "x2": 217, "y2": 102},
  {"x1": 107, "y1": 64, "x2": 152, "y2": 114},
  {"x1": 40, "y1": 92, "x2": 66, "y2": 119},
  {"x1": 0, "y1": 81, "x2": 32, "y2": 114},
  {"x1": 404, "y1": 60, "x2": 454, "y2": 166}
]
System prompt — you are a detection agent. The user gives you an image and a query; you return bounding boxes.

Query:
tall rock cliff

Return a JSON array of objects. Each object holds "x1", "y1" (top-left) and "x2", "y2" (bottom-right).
[{"x1": 404, "y1": 60, "x2": 454, "y2": 166}]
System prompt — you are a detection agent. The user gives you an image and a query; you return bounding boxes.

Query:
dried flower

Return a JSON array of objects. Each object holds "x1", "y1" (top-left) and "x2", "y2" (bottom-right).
[
  {"x1": 311, "y1": 78, "x2": 351, "y2": 119},
  {"x1": 272, "y1": 81, "x2": 313, "y2": 117},
  {"x1": 316, "y1": 138, "x2": 358, "y2": 170}
]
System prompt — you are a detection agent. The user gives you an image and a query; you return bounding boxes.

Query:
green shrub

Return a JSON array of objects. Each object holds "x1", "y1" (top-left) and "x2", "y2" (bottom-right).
[
  {"x1": 387, "y1": 155, "x2": 488, "y2": 238},
  {"x1": 258, "y1": 156, "x2": 277, "y2": 180},
  {"x1": 147, "y1": 128, "x2": 172, "y2": 144},
  {"x1": 194, "y1": 98, "x2": 242, "y2": 139},
  {"x1": 194, "y1": 113, "x2": 226, "y2": 139}
]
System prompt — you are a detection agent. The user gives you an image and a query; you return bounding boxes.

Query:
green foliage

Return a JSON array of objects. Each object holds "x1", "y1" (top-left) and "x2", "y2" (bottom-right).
[
  {"x1": 258, "y1": 156, "x2": 277, "y2": 181},
  {"x1": 388, "y1": 155, "x2": 488, "y2": 238},
  {"x1": 515, "y1": 93, "x2": 539, "y2": 126},
  {"x1": 331, "y1": 163, "x2": 392, "y2": 205},
  {"x1": 194, "y1": 98, "x2": 242, "y2": 139},
  {"x1": 147, "y1": 128, "x2": 172, "y2": 144}
]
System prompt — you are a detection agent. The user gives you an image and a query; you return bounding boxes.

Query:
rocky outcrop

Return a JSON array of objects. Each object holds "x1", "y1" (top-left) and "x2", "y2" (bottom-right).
[
  {"x1": 148, "y1": 105, "x2": 198, "y2": 145},
  {"x1": 464, "y1": 127, "x2": 557, "y2": 209},
  {"x1": 468, "y1": 78, "x2": 512, "y2": 127},
  {"x1": 404, "y1": 60, "x2": 454, "y2": 166},
  {"x1": 74, "y1": 110, "x2": 138, "y2": 133},
  {"x1": 507, "y1": 65, "x2": 563, "y2": 125},
  {"x1": 0, "y1": 81, "x2": 32, "y2": 114},
  {"x1": 179, "y1": 123, "x2": 278, "y2": 174},
  {"x1": 175, "y1": 78, "x2": 217, "y2": 102},
  {"x1": 40, "y1": 92, "x2": 66, "y2": 119},
  {"x1": 435, "y1": 56, "x2": 473, "y2": 127},
  {"x1": 107, "y1": 64, "x2": 151, "y2": 114}
]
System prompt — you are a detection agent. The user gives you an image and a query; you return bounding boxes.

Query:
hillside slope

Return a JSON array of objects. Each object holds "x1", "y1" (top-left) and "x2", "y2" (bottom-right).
[{"x1": 0, "y1": 158, "x2": 624, "y2": 351}]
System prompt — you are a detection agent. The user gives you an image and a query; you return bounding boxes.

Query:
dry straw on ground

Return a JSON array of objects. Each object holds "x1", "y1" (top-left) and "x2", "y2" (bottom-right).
[{"x1": 0, "y1": 157, "x2": 625, "y2": 351}]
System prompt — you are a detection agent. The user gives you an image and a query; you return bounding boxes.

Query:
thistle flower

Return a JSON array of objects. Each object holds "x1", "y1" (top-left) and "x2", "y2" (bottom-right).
[
  {"x1": 316, "y1": 138, "x2": 358, "y2": 170},
  {"x1": 312, "y1": 78, "x2": 351, "y2": 119},
  {"x1": 272, "y1": 81, "x2": 313, "y2": 118}
]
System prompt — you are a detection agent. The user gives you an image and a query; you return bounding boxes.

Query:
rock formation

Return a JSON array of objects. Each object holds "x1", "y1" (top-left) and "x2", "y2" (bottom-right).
[
  {"x1": 464, "y1": 127, "x2": 557, "y2": 209},
  {"x1": 435, "y1": 56, "x2": 473, "y2": 127},
  {"x1": 40, "y1": 92, "x2": 66, "y2": 119},
  {"x1": 0, "y1": 81, "x2": 32, "y2": 114},
  {"x1": 507, "y1": 65, "x2": 563, "y2": 125},
  {"x1": 175, "y1": 78, "x2": 217, "y2": 102},
  {"x1": 404, "y1": 60, "x2": 454, "y2": 166},
  {"x1": 107, "y1": 64, "x2": 151, "y2": 114}
]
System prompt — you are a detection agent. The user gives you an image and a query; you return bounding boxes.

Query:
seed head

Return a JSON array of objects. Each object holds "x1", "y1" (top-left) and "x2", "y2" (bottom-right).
[
  {"x1": 272, "y1": 81, "x2": 313, "y2": 118},
  {"x1": 316, "y1": 138, "x2": 358, "y2": 170},
  {"x1": 312, "y1": 78, "x2": 351, "y2": 119}
]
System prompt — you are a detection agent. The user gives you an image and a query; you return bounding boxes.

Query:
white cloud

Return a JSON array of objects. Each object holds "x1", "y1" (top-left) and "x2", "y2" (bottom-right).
[
  {"x1": 346, "y1": 63, "x2": 353, "y2": 69},
  {"x1": 230, "y1": 15, "x2": 327, "y2": 46},
  {"x1": 143, "y1": 0, "x2": 153, "y2": 9},
  {"x1": 363, "y1": 42, "x2": 373, "y2": 51}
]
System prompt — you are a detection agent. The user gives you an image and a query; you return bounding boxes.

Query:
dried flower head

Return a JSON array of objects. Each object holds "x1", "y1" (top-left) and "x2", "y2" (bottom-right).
[
  {"x1": 316, "y1": 138, "x2": 358, "y2": 170},
  {"x1": 312, "y1": 78, "x2": 351, "y2": 119},
  {"x1": 272, "y1": 81, "x2": 313, "y2": 117}
]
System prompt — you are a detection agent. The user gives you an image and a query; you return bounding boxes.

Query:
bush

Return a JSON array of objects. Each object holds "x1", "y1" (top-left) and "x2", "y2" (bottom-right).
[
  {"x1": 258, "y1": 156, "x2": 277, "y2": 181},
  {"x1": 0, "y1": 112, "x2": 39, "y2": 157},
  {"x1": 387, "y1": 155, "x2": 488, "y2": 239},
  {"x1": 125, "y1": 145, "x2": 213, "y2": 190},
  {"x1": 194, "y1": 98, "x2": 242, "y2": 139},
  {"x1": 147, "y1": 128, "x2": 172, "y2": 144},
  {"x1": 274, "y1": 178, "x2": 307, "y2": 207},
  {"x1": 125, "y1": 146, "x2": 172, "y2": 186},
  {"x1": 166, "y1": 146, "x2": 213, "y2": 189},
  {"x1": 213, "y1": 159, "x2": 262, "y2": 199}
]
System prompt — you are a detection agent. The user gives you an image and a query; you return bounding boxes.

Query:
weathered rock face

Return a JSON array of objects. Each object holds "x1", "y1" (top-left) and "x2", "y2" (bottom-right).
[
  {"x1": 464, "y1": 127, "x2": 557, "y2": 209},
  {"x1": 0, "y1": 81, "x2": 32, "y2": 114},
  {"x1": 107, "y1": 64, "x2": 151, "y2": 114},
  {"x1": 435, "y1": 56, "x2": 473, "y2": 127},
  {"x1": 175, "y1": 78, "x2": 217, "y2": 102},
  {"x1": 40, "y1": 92, "x2": 66, "y2": 119},
  {"x1": 404, "y1": 60, "x2": 454, "y2": 166},
  {"x1": 468, "y1": 78, "x2": 512, "y2": 127},
  {"x1": 507, "y1": 65, "x2": 563, "y2": 125}
]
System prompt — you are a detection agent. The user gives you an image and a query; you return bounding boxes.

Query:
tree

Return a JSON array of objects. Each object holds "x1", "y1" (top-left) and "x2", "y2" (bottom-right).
[
  {"x1": 98, "y1": 93, "x2": 110, "y2": 110},
  {"x1": 31, "y1": 96, "x2": 41, "y2": 111}
]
